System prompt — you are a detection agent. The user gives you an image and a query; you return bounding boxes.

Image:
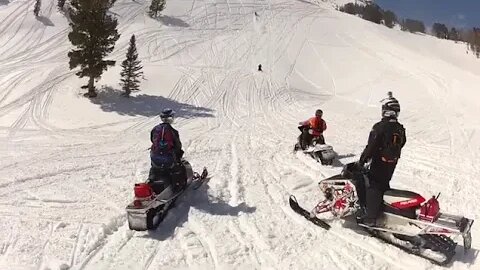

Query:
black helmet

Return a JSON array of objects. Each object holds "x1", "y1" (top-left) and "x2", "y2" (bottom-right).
[
  {"x1": 315, "y1": 109, "x2": 323, "y2": 117},
  {"x1": 382, "y1": 97, "x2": 400, "y2": 118},
  {"x1": 160, "y1": 108, "x2": 175, "y2": 123}
]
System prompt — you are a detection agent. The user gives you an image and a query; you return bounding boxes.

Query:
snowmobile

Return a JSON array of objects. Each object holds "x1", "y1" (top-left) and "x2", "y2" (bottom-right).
[
  {"x1": 294, "y1": 126, "x2": 335, "y2": 165},
  {"x1": 289, "y1": 162, "x2": 474, "y2": 265},
  {"x1": 126, "y1": 160, "x2": 208, "y2": 231}
]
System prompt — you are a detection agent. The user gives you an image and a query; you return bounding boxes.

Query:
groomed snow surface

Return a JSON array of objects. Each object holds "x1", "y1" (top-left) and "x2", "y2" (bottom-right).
[{"x1": 0, "y1": 0, "x2": 479, "y2": 269}]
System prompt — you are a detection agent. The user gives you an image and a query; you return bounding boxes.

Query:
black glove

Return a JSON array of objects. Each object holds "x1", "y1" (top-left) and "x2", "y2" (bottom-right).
[{"x1": 356, "y1": 159, "x2": 365, "y2": 168}]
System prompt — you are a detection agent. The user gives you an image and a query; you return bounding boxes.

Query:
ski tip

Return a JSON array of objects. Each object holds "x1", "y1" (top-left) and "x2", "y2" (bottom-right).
[{"x1": 201, "y1": 167, "x2": 208, "y2": 179}]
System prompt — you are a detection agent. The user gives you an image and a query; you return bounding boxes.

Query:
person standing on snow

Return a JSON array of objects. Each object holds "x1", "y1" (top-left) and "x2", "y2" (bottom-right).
[
  {"x1": 298, "y1": 109, "x2": 327, "y2": 149},
  {"x1": 149, "y1": 109, "x2": 186, "y2": 192},
  {"x1": 357, "y1": 92, "x2": 406, "y2": 226}
]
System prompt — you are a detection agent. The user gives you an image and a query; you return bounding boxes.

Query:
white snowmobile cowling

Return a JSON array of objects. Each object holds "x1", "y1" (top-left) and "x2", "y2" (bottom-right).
[
  {"x1": 304, "y1": 144, "x2": 335, "y2": 164},
  {"x1": 315, "y1": 144, "x2": 335, "y2": 160}
]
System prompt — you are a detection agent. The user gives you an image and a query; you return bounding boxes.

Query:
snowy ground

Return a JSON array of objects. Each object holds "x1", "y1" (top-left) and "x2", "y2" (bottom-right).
[{"x1": 0, "y1": 0, "x2": 479, "y2": 269}]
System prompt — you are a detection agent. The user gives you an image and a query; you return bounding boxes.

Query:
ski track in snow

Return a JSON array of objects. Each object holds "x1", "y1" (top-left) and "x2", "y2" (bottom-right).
[{"x1": 1, "y1": 0, "x2": 479, "y2": 269}]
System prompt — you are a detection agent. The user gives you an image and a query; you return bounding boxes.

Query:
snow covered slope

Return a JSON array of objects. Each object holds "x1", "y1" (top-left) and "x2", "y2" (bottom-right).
[{"x1": 0, "y1": 0, "x2": 479, "y2": 269}]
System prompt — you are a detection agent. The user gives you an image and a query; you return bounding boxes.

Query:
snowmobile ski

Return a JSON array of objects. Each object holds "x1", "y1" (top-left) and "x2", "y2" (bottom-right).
[
  {"x1": 289, "y1": 195, "x2": 330, "y2": 230},
  {"x1": 192, "y1": 167, "x2": 209, "y2": 190}
]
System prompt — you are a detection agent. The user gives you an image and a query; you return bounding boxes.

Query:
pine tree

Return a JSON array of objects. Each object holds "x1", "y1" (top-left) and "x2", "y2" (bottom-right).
[
  {"x1": 448, "y1": 27, "x2": 459, "y2": 42},
  {"x1": 383, "y1": 10, "x2": 397, "y2": 28},
  {"x1": 432, "y1": 23, "x2": 449, "y2": 39},
  {"x1": 149, "y1": 0, "x2": 165, "y2": 18},
  {"x1": 34, "y1": 0, "x2": 41, "y2": 17},
  {"x1": 58, "y1": 0, "x2": 66, "y2": 11},
  {"x1": 120, "y1": 34, "x2": 143, "y2": 97},
  {"x1": 67, "y1": 0, "x2": 120, "y2": 98}
]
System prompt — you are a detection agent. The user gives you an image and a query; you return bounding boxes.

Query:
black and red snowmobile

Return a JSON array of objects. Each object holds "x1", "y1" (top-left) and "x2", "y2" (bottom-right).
[
  {"x1": 289, "y1": 162, "x2": 474, "y2": 265},
  {"x1": 294, "y1": 125, "x2": 336, "y2": 165},
  {"x1": 126, "y1": 160, "x2": 208, "y2": 231}
]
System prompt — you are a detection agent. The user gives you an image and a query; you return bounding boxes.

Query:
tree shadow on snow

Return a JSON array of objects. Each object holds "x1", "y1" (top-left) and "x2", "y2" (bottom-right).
[
  {"x1": 0, "y1": 0, "x2": 9, "y2": 6},
  {"x1": 144, "y1": 181, "x2": 256, "y2": 241},
  {"x1": 36, "y1": 16, "x2": 55, "y2": 26},
  {"x1": 156, "y1": 15, "x2": 190, "y2": 28},
  {"x1": 91, "y1": 86, "x2": 214, "y2": 118},
  {"x1": 331, "y1": 153, "x2": 356, "y2": 168}
]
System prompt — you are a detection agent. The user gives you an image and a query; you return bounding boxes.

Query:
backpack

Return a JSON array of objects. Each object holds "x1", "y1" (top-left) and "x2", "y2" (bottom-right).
[
  {"x1": 151, "y1": 124, "x2": 176, "y2": 168},
  {"x1": 380, "y1": 123, "x2": 405, "y2": 163}
]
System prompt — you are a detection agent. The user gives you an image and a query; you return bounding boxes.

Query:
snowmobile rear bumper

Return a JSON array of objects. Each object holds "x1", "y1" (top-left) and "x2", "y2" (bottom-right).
[
  {"x1": 126, "y1": 187, "x2": 175, "y2": 231},
  {"x1": 301, "y1": 144, "x2": 336, "y2": 165},
  {"x1": 378, "y1": 212, "x2": 474, "y2": 251},
  {"x1": 126, "y1": 163, "x2": 208, "y2": 231}
]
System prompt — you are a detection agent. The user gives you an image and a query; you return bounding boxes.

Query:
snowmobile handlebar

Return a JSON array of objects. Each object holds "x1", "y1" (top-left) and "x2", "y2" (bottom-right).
[
  {"x1": 342, "y1": 162, "x2": 368, "y2": 178},
  {"x1": 298, "y1": 125, "x2": 310, "y2": 132}
]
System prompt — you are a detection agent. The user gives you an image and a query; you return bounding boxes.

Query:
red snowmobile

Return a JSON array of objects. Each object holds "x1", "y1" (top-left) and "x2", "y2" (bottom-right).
[{"x1": 289, "y1": 162, "x2": 474, "y2": 265}]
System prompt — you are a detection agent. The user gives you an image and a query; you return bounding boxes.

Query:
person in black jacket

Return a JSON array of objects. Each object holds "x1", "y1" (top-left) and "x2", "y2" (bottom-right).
[
  {"x1": 148, "y1": 109, "x2": 186, "y2": 192},
  {"x1": 357, "y1": 93, "x2": 406, "y2": 226}
]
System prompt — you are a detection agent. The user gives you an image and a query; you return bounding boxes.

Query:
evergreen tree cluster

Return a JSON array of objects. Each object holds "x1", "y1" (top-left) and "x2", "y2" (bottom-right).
[
  {"x1": 338, "y1": 2, "x2": 397, "y2": 29},
  {"x1": 68, "y1": 0, "x2": 120, "y2": 97},
  {"x1": 466, "y1": 28, "x2": 480, "y2": 57},
  {"x1": 338, "y1": 2, "x2": 480, "y2": 59},
  {"x1": 149, "y1": 0, "x2": 165, "y2": 18},
  {"x1": 66, "y1": 0, "x2": 151, "y2": 97},
  {"x1": 401, "y1": 19, "x2": 425, "y2": 33}
]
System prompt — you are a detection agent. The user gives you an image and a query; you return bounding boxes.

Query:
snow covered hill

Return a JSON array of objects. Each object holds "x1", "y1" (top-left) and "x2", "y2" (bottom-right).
[{"x1": 0, "y1": 0, "x2": 479, "y2": 269}]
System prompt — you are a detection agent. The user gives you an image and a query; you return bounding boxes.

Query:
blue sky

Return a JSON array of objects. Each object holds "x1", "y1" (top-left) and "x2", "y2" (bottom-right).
[{"x1": 375, "y1": 0, "x2": 480, "y2": 28}]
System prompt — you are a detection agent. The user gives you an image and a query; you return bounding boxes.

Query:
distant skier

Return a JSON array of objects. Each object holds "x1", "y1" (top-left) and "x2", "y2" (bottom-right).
[
  {"x1": 357, "y1": 92, "x2": 406, "y2": 226},
  {"x1": 258, "y1": 64, "x2": 262, "y2": 71},
  {"x1": 254, "y1": 11, "x2": 259, "y2": 17},
  {"x1": 297, "y1": 109, "x2": 327, "y2": 150},
  {"x1": 149, "y1": 109, "x2": 187, "y2": 192}
]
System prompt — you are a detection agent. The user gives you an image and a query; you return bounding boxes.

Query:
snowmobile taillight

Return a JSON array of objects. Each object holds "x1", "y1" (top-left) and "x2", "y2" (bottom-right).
[
  {"x1": 419, "y1": 196, "x2": 440, "y2": 222},
  {"x1": 134, "y1": 183, "x2": 153, "y2": 198},
  {"x1": 133, "y1": 199, "x2": 142, "y2": 208}
]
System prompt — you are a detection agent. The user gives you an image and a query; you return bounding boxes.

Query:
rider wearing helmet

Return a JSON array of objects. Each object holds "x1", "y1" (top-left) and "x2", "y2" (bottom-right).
[
  {"x1": 149, "y1": 109, "x2": 186, "y2": 191},
  {"x1": 357, "y1": 92, "x2": 406, "y2": 226},
  {"x1": 297, "y1": 109, "x2": 327, "y2": 149}
]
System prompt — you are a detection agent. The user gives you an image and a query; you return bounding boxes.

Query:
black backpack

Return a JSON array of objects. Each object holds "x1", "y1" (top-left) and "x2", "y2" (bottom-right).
[{"x1": 380, "y1": 123, "x2": 405, "y2": 163}]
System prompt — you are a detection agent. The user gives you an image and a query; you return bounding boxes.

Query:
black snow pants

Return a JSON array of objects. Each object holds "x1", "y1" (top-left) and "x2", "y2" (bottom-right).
[
  {"x1": 148, "y1": 162, "x2": 187, "y2": 193},
  {"x1": 298, "y1": 128, "x2": 325, "y2": 150},
  {"x1": 365, "y1": 158, "x2": 397, "y2": 220}
]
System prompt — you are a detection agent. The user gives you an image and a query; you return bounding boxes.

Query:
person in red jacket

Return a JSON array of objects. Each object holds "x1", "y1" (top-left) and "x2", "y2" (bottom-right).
[{"x1": 298, "y1": 109, "x2": 327, "y2": 149}]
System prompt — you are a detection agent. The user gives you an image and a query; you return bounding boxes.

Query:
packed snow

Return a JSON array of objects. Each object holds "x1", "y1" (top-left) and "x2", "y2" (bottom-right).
[{"x1": 0, "y1": 0, "x2": 479, "y2": 269}]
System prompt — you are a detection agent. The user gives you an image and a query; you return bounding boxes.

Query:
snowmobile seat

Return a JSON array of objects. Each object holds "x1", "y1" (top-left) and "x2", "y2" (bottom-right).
[
  {"x1": 383, "y1": 189, "x2": 426, "y2": 218},
  {"x1": 383, "y1": 203, "x2": 417, "y2": 219},
  {"x1": 149, "y1": 180, "x2": 169, "y2": 194},
  {"x1": 149, "y1": 169, "x2": 173, "y2": 194},
  {"x1": 384, "y1": 189, "x2": 424, "y2": 205},
  {"x1": 383, "y1": 189, "x2": 425, "y2": 209}
]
